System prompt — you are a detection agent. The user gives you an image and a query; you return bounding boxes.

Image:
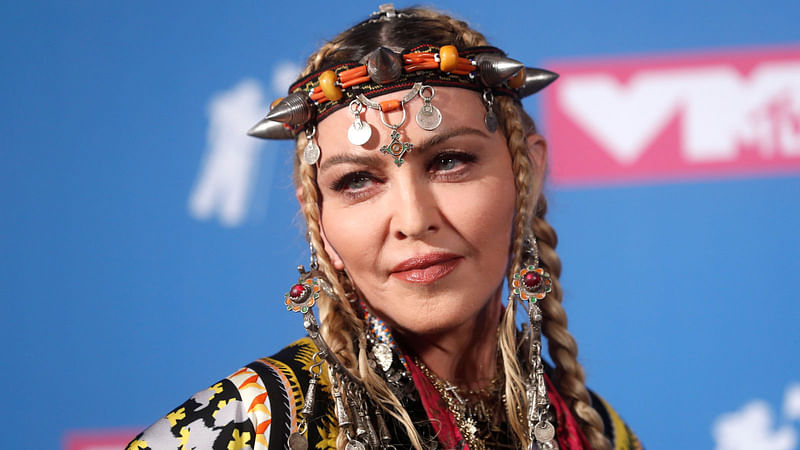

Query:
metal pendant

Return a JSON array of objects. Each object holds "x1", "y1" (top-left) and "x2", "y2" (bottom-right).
[
  {"x1": 303, "y1": 141, "x2": 320, "y2": 165},
  {"x1": 484, "y1": 109, "x2": 498, "y2": 132},
  {"x1": 303, "y1": 126, "x2": 320, "y2": 165},
  {"x1": 417, "y1": 104, "x2": 442, "y2": 131},
  {"x1": 380, "y1": 129, "x2": 413, "y2": 167},
  {"x1": 288, "y1": 432, "x2": 308, "y2": 450},
  {"x1": 416, "y1": 85, "x2": 442, "y2": 131},
  {"x1": 373, "y1": 342, "x2": 393, "y2": 372},
  {"x1": 482, "y1": 89, "x2": 498, "y2": 133},
  {"x1": 347, "y1": 100, "x2": 372, "y2": 145},
  {"x1": 533, "y1": 420, "x2": 556, "y2": 442},
  {"x1": 348, "y1": 122, "x2": 372, "y2": 146}
]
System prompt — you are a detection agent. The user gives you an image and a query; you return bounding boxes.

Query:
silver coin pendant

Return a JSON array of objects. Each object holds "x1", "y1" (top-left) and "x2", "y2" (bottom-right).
[
  {"x1": 303, "y1": 141, "x2": 320, "y2": 165},
  {"x1": 416, "y1": 105, "x2": 442, "y2": 131},
  {"x1": 347, "y1": 122, "x2": 372, "y2": 146},
  {"x1": 533, "y1": 420, "x2": 556, "y2": 442},
  {"x1": 288, "y1": 432, "x2": 308, "y2": 450}
]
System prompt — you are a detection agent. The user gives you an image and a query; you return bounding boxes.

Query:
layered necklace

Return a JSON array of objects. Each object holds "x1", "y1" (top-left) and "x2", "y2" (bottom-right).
[{"x1": 413, "y1": 356, "x2": 509, "y2": 450}]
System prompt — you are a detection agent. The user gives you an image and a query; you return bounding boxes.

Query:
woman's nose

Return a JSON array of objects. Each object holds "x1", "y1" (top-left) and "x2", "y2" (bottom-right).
[{"x1": 390, "y1": 179, "x2": 441, "y2": 240}]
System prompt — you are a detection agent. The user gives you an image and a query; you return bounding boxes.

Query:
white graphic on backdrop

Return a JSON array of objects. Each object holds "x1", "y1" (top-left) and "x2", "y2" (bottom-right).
[
  {"x1": 713, "y1": 382, "x2": 800, "y2": 450},
  {"x1": 188, "y1": 62, "x2": 301, "y2": 227},
  {"x1": 188, "y1": 79, "x2": 266, "y2": 226},
  {"x1": 559, "y1": 62, "x2": 800, "y2": 164}
]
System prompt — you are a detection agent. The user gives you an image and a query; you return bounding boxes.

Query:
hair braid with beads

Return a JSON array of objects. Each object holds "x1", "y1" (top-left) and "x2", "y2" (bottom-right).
[{"x1": 291, "y1": 7, "x2": 610, "y2": 449}]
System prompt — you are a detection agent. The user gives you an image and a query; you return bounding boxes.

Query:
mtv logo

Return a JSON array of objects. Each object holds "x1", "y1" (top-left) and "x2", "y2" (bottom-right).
[{"x1": 543, "y1": 46, "x2": 800, "y2": 185}]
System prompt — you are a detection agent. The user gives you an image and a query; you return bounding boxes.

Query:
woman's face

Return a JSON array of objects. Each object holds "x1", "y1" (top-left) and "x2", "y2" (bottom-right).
[{"x1": 315, "y1": 87, "x2": 518, "y2": 336}]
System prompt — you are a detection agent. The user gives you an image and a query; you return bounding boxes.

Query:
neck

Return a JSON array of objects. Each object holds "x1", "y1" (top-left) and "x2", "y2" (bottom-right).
[{"x1": 402, "y1": 289, "x2": 504, "y2": 390}]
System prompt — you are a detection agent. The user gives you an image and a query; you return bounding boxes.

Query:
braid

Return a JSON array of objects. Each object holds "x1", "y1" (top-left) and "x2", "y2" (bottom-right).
[
  {"x1": 497, "y1": 97, "x2": 612, "y2": 449},
  {"x1": 533, "y1": 209, "x2": 611, "y2": 450},
  {"x1": 496, "y1": 97, "x2": 535, "y2": 446},
  {"x1": 295, "y1": 138, "x2": 360, "y2": 370}
]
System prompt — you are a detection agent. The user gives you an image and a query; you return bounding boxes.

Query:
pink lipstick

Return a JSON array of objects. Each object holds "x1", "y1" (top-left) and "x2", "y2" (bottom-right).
[{"x1": 390, "y1": 253, "x2": 461, "y2": 283}]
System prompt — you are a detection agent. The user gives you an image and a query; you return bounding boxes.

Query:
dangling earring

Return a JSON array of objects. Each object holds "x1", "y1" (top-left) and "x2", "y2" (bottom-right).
[
  {"x1": 509, "y1": 233, "x2": 559, "y2": 450},
  {"x1": 283, "y1": 234, "x2": 382, "y2": 450}
]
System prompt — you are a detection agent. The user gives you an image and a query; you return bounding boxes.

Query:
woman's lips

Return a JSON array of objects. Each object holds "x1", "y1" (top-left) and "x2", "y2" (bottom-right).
[{"x1": 390, "y1": 253, "x2": 462, "y2": 283}]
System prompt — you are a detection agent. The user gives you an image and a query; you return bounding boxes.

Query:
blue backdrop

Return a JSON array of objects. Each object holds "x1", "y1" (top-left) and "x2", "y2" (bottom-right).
[{"x1": 2, "y1": 1, "x2": 799, "y2": 449}]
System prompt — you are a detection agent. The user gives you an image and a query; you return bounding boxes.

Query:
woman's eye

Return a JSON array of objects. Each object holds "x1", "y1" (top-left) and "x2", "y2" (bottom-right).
[
  {"x1": 430, "y1": 151, "x2": 476, "y2": 173},
  {"x1": 436, "y1": 157, "x2": 458, "y2": 171},
  {"x1": 347, "y1": 174, "x2": 371, "y2": 190},
  {"x1": 331, "y1": 171, "x2": 376, "y2": 193}
]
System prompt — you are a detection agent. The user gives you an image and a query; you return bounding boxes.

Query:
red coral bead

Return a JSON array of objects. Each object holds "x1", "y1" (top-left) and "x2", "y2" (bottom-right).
[
  {"x1": 289, "y1": 284, "x2": 306, "y2": 298},
  {"x1": 523, "y1": 271, "x2": 541, "y2": 289}
]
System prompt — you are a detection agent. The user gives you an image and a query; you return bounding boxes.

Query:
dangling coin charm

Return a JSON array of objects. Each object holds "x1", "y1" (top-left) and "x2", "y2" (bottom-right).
[
  {"x1": 534, "y1": 420, "x2": 557, "y2": 445},
  {"x1": 482, "y1": 89, "x2": 498, "y2": 133},
  {"x1": 416, "y1": 85, "x2": 442, "y2": 131},
  {"x1": 347, "y1": 100, "x2": 372, "y2": 146},
  {"x1": 485, "y1": 109, "x2": 498, "y2": 132},
  {"x1": 304, "y1": 141, "x2": 320, "y2": 165},
  {"x1": 303, "y1": 126, "x2": 320, "y2": 165},
  {"x1": 288, "y1": 432, "x2": 308, "y2": 450}
]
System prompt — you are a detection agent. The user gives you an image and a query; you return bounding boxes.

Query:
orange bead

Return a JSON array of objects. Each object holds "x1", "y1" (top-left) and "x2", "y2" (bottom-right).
[
  {"x1": 508, "y1": 68, "x2": 526, "y2": 88},
  {"x1": 380, "y1": 99, "x2": 401, "y2": 112},
  {"x1": 340, "y1": 75, "x2": 371, "y2": 89},
  {"x1": 318, "y1": 70, "x2": 343, "y2": 102},
  {"x1": 439, "y1": 45, "x2": 459, "y2": 72}
]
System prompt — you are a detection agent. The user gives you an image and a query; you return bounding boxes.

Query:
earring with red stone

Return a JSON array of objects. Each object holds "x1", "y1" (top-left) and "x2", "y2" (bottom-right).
[
  {"x1": 509, "y1": 232, "x2": 559, "y2": 450},
  {"x1": 284, "y1": 234, "x2": 325, "y2": 314},
  {"x1": 285, "y1": 266, "x2": 321, "y2": 314}
]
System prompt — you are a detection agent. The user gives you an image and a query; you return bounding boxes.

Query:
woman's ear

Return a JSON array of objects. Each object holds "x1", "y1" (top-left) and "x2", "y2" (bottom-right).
[
  {"x1": 525, "y1": 132, "x2": 548, "y2": 200},
  {"x1": 320, "y1": 227, "x2": 345, "y2": 271},
  {"x1": 296, "y1": 186, "x2": 345, "y2": 271}
]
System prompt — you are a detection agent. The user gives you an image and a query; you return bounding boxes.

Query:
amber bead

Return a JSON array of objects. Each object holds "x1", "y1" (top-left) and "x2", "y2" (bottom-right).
[
  {"x1": 439, "y1": 45, "x2": 459, "y2": 72},
  {"x1": 318, "y1": 70, "x2": 343, "y2": 102}
]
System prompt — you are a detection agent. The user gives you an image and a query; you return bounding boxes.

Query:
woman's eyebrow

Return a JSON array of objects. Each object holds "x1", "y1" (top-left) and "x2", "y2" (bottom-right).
[
  {"x1": 319, "y1": 153, "x2": 384, "y2": 171},
  {"x1": 414, "y1": 126, "x2": 489, "y2": 155}
]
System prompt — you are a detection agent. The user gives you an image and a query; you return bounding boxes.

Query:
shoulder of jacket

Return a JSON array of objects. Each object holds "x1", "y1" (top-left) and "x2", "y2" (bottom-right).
[{"x1": 588, "y1": 390, "x2": 644, "y2": 450}]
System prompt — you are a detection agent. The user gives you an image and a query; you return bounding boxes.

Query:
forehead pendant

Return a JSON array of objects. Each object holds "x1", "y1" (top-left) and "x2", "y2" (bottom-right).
[
  {"x1": 347, "y1": 100, "x2": 372, "y2": 146},
  {"x1": 415, "y1": 85, "x2": 442, "y2": 131},
  {"x1": 357, "y1": 82, "x2": 422, "y2": 167}
]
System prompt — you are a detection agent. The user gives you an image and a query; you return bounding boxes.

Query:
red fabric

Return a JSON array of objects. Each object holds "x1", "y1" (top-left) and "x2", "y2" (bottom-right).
[
  {"x1": 406, "y1": 356, "x2": 465, "y2": 449},
  {"x1": 406, "y1": 356, "x2": 591, "y2": 450},
  {"x1": 544, "y1": 373, "x2": 592, "y2": 450}
]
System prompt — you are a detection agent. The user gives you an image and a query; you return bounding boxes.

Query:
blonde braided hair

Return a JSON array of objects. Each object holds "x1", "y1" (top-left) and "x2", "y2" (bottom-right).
[{"x1": 290, "y1": 6, "x2": 610, "y2": 449}]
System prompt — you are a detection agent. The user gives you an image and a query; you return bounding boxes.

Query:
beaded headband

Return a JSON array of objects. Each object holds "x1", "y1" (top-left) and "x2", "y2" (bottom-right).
[{"x1": 248, "y1": 42, "x2": 557, "y2": 166}]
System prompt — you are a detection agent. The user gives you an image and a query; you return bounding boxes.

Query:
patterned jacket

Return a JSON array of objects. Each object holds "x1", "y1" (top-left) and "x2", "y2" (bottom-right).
[{"x1": 126, "y1": 337, "x2": 642, "y2": 450}]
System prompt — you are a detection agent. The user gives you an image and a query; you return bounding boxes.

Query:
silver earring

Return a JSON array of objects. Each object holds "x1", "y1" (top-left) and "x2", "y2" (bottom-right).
[{"x1": 509, "y1": 233, "x2": 559, "y2": 449}]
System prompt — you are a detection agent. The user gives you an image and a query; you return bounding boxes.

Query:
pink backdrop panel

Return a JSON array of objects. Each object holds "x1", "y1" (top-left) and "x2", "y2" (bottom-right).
[{"x1": 543, "y1": 46, "x2": 800, "y2": 186}]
